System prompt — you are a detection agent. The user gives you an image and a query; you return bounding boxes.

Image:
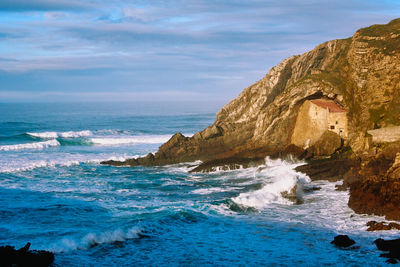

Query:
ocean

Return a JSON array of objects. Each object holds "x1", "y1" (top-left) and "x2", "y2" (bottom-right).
[{"x1": 0, "y1": 102, "x2": 396, "y2": 266}]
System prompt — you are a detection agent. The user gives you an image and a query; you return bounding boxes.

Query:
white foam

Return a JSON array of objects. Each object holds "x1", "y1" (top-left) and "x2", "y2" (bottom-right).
[
  {"x1": 0, "y1": 139, "x2": 60, "y2": 151},
  {"x1": 51, "y1": 227, "x2": 141, "y2": 253},
  {"x1": 192, "y1": 187, "x2": 239, "y2": 195},
  {"x1": 27, "y1": 130, "x2": 92, "y2": 138},
  {"x1": 90, "y1": 135, "x2": 171, "y2": 146},
  {"x1": 232, "y1": 157, "x2": 310, "y2": 208},
  {"x1": 0, "y1": 152, "x2": 143, "y2": 173}
]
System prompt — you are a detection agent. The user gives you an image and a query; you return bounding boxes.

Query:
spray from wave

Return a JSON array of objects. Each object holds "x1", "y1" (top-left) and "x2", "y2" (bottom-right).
[
  {"x1": 51, "y1": 227, "x2": 143, "y2": 253},
  {"x1": 231, "y1": 157, "x2": 310, "y2": 208}
]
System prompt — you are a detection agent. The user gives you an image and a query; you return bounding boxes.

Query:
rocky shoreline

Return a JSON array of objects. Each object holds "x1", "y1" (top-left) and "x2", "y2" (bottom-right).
[{"x1": 102, "y1": 19, "x2": 400, "y2": 222}]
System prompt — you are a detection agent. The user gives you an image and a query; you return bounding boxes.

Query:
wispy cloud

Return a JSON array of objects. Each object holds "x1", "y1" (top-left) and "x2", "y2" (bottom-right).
[{"x1": 0, "y1": 0, "x2": 399, "y2": 103}]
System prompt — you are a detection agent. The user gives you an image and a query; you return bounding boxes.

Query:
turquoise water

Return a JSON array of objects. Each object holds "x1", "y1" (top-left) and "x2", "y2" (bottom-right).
[{"x1": 0, "y1": 102, "x2": 396, "y2": 266}]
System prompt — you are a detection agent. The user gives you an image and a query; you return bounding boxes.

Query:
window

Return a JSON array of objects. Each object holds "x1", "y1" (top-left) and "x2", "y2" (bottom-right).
[{"x1": 330, "y1": 125, "x2": 335, "y2": 130}]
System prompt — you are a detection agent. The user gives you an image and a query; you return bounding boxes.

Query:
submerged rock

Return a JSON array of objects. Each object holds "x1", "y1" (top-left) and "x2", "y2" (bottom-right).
[
  {"x1": 330, "y1": 235, "x2": 356, "y2": 248},
  {"x1": 0, "y1": 242, "x2": 54, "y2": 267}
]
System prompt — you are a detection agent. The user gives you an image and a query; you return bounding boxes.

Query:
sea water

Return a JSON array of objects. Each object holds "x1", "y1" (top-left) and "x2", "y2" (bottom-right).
[{"x1": 0, "y1": 102, "x2": 397, "y2": 266}]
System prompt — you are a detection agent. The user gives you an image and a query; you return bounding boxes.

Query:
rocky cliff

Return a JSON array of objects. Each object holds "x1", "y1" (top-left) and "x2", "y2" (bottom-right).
[{"x1": 103, "y1": 18, "x2": 400, "y2": 169}]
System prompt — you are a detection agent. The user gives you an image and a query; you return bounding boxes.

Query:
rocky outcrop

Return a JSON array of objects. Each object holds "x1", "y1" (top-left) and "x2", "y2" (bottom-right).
[
  {"x1": 347, "y1": 143, "x2": 400, "y2": 220},
  {"x1": 366, "y1": 221, "x2": 400, "y2": 231},
  {"x1": 295, "y1": 158, "x2": 358, "y2": 182},
  {"x1": 0, "y1": 242, "x2": 54, "y2": 267},
  {"x1": 102, "y1": 18, "x2": 400, "y2": 169},
  {"x1": 374, "y1": 238, "x2": 400, "y2": 263},
  {"x1": 102, "y1": 19, "x2": 400, "y2": 221}
]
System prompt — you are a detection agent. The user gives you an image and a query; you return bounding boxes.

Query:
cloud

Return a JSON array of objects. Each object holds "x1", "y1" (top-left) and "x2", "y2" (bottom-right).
[{"x1": 0, "y1": 0, "x2": 399, "y2": 103}]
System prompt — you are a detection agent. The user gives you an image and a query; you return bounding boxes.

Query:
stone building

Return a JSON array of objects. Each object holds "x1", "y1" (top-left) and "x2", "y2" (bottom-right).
[{"x1": 291, "y1": 98, "x2": 348, "y2": 148}]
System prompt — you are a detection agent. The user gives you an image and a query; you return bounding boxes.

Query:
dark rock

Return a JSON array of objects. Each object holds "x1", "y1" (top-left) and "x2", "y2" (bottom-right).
[
  {"x1": 189, "y1": 156, "x2": 265, "y2": 173},
  {"x1": 374, "y1": 238, "x2": 400, "y2": 251},
  {"x1": 330, "y1": 235, "x2": 356, "y2": 248},
  {"x1": 295, "y1": 159, "x2": 358, "y2": 182},
  {"x1": 0, "y1": 242, "x2": 54, "y2": 267},
  {"x1": 270, "y1": 144, "x2": 306, "y2": 160},
  {"x1": 386, "y1": 258, "x2": 398, "y2": 264}
]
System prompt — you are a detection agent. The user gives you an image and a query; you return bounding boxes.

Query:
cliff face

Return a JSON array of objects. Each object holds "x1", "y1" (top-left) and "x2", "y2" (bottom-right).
[{"x1": 103, "y1": 18, "x2": 400, "y2": 167}]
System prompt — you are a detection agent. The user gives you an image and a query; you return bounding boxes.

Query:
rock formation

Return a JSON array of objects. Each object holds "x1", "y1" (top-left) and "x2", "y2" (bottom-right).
[
  {"x1": 102, "y1": 18, "x2": 400, "y2": 220},
  {"x1": 0, "y1": 242, "x2": 54, "y2": 267},
  {"x1": 103, "y1": 18, "x2": 400, "y2": 169}
]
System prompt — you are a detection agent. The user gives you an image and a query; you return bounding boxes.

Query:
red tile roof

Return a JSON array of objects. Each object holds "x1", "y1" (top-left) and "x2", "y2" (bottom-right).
[{"x1": 310, "y1": 99, "x2": 347, "y2": 113}]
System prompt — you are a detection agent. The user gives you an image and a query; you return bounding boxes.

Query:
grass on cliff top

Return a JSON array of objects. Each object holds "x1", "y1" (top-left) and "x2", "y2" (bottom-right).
[{"x1": 358, "y1": 18, "x2": 400, "y2": 37}]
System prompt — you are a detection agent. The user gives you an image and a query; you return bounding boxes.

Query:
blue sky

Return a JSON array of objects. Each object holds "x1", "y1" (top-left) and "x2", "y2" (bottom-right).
[{"x1": 0, "y1": 0, "x2": 399, "y2": 104}]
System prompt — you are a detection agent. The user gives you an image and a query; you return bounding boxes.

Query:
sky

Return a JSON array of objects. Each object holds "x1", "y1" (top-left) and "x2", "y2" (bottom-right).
[{"x1": 0, "y1": 0, "x2": 399, "y2": 106}]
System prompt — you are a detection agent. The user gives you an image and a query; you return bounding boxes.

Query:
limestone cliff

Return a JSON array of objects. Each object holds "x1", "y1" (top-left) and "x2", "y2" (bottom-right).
[{"x1": 102, "y1": 18, "x2": 400, "y2": 168}]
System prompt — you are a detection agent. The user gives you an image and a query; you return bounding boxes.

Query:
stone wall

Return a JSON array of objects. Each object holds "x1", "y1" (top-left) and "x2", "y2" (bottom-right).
[
  {"x1": 368, "y1": 126, "x2": 400, "y2": 143},
  {"x1": 328, "y1": 112, "x2": 348, "y2": 137}
]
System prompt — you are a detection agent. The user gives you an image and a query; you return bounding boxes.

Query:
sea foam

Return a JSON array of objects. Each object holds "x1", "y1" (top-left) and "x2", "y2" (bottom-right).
[
  {"x1": 231, "y1": 157, "x2": 310, "y2": 208},
  {"x1": 0, "y1": 139, "x2": 60, "y2": 151}
]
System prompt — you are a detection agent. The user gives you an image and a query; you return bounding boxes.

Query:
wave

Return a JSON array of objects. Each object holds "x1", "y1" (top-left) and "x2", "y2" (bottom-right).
[
  {"x1": 0, "y1": 154, "x2": 142, "y2": 173},
  {"x1": 0, "y1": 139, "x2": 60, "y2": 151},
  {"x1": 191, "y1": 187, "x2": 239, "y2": 195},
  {"x1": 231, "y1": 157, "x2": 310, "y2": 209},
  {"x1": 27, "y1": 130, "x2": 92, "y2": 139},
  {"x1": 89, "y1": 135, "x2": 171, "y2": 146},
  {"x1": 51, "y1": 227, "x2": 142, "y2": 253}
]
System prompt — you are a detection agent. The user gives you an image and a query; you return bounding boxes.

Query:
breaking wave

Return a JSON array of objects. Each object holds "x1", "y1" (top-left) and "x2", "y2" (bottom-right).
[
  {"x1": 27, "y1": 130, "x2": 92, "y2": 139},
  {"x1": 231, "y1": 157, "x2": 310, "y2": 208},
  {"x1": 0, "y1": 139, "x2": 60, "y2": 151},
  {"x1": 51, "y1": 227, "x2": 142, "y2": 253},
  {"x1": 89, "y1": 135, "x2": 171, "y2": 146},
  {"x1": 0, "y1": 154, "x2": 141, "y2": 173}
]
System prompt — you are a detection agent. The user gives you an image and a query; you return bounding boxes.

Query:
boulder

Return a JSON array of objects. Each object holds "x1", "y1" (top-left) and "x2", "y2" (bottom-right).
[
  {"x1": 330, "y1": 235, "x2": 356, "y2": 248},
  {"x1": 307, "y1": 131, "x2": 342, "y2": 157}
]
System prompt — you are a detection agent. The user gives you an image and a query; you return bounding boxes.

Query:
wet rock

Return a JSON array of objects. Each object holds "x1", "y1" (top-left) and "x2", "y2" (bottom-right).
[
  {"x1": 349, "y1": 176, "x2": 400, "y2": 220},
  {"x1": 0, "y1": 242, "x2": 54, "y2": 267},
  {"x1": 367, "y1": 221, "x2": 400, "y2": 231},
  {"x1": 295, "y1": 159, "x2": 358, "y2": 182},
  {"x1": 374, "y1": 238, "x2": 400, "y2": 251},
  {"x1": 386, "y1": 258, "x2": 398, "y2": 264},
  {"x1": 374, "y1": 238, "x2": 400, "y2": 263},
  {"x1": 189, "y1": 156, "x2": 265, "y2": 173},
  {"x1": 330, "y1": 235, "x2": 356, "y2": 248}
]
